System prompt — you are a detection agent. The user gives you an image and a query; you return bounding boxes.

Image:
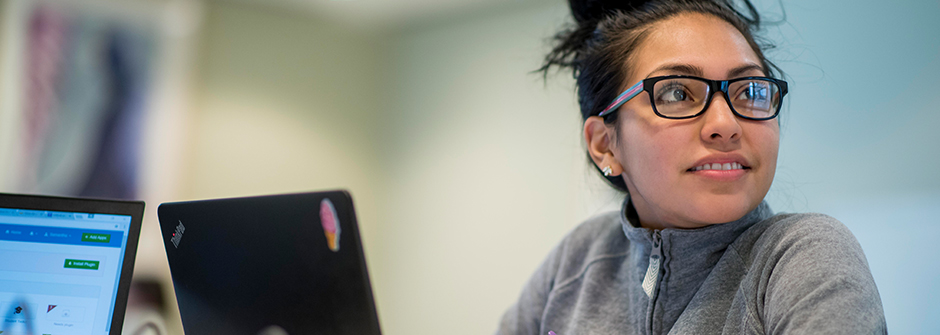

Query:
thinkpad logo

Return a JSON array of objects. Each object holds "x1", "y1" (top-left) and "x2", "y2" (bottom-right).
[{"x1": 171, "y1": 220, "x2": 186, "y2": 248}]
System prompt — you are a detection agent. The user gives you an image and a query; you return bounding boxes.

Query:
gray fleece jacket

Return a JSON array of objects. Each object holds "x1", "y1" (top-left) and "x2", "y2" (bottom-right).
[{"x1": 496, "y1": 199, "x2": 886, "y2": 335}]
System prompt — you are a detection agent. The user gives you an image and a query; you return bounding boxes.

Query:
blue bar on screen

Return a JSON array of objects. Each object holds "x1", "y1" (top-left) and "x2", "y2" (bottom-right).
[{"x1": 0, "y1": 223, "x2": 124, "y2": 248}]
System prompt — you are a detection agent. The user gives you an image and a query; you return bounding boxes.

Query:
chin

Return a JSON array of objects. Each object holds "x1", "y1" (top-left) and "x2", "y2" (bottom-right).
[{"x1": 685, "y1": 195, "x2": 759, "y2": 225}]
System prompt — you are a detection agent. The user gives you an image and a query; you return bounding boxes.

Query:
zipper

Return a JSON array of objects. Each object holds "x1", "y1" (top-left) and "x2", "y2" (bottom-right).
[
  {"x1": 642, "y1": 231, "x2": 662, "y2": 298},
  {"x1": 643, "y1": 230, "x2": 663, "y2": 334}
]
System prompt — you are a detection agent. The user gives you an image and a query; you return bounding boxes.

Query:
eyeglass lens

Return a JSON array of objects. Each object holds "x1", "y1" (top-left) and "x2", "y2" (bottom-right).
[{"x1": 652, "y1": 78, "x2": 780, "y2": 119}]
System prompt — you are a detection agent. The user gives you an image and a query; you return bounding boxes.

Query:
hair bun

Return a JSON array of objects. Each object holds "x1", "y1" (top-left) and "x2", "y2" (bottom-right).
[{"x1": 569, "y1": 0, "x2": 651, "y2": 24}]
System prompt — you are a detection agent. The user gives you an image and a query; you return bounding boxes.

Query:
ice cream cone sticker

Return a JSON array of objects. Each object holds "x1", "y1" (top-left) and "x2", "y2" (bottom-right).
[{"x1": 320, "y1": 198, "x2": 341, "y2": 251}]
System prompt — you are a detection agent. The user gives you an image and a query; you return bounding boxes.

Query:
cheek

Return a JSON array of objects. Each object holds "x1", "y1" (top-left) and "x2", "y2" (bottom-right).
[
  {"x1": 618, "y1": 124, "x2": 688, "y2": 188},
  {"x1": 754, "y1": 123, "x2": 779, "y2": 169},
  {"x1": 761, "y1": 131, "x2": 779, "y2": 183},
  {"x1": 744, "y1": 121, "x2": 780, "y2": 191}
]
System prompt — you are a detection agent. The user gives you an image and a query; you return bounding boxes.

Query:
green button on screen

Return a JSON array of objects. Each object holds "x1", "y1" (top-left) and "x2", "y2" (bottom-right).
[
  {"x1": 81, "y1": 233, "x2": 110, "y2": 243},
  {"x1": 64, "y1": 259, "x2": 100, "y2": 270}
]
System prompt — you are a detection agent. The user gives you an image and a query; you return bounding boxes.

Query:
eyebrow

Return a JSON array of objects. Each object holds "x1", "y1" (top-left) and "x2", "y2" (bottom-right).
[
  {"x1": 645, "y1": 63, "x2": 766, "y2": 79},
  {"x1": 727, "y1": 64, "x2": 765, "y2": 78},
  {"x1": 646, "y1": 64, "x2": 703, "y2": 78}
]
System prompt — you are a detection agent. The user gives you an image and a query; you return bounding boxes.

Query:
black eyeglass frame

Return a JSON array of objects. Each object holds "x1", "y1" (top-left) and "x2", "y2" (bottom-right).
[{"x1": 600, "y1": 75, "x2": 789, "y2": 121}]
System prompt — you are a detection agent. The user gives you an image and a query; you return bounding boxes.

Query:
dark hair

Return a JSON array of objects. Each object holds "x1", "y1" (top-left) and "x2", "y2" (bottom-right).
[{"x1": 540, "y1": 0, "x2": 781, "y2": 192}]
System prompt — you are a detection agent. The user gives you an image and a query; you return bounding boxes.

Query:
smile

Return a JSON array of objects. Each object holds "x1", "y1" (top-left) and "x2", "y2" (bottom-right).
[{"x1": 689, "y1": 162, "x2": 747, "y2": 171}]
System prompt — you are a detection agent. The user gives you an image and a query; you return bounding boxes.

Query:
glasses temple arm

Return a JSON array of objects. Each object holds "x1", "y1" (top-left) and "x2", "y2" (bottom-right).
[{"x1": 598, "y1": 81, "x2": 644, "y2": 117}]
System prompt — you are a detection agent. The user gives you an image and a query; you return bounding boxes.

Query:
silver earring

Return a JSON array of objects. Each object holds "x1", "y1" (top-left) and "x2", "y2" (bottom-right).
[{"x1": 602, "y1": 166, "x2": 613, "y2": 177}]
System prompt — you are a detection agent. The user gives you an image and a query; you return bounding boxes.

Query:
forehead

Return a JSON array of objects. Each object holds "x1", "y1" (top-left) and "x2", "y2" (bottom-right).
[{"x1": 628, "y1": 13, "x2": 762, "y2": 81}]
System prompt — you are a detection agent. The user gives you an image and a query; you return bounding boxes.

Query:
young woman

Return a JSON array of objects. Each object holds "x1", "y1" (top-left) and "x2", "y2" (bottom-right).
[{"x1": 496, "y1": 0, "x2": 886, "y2": 334}]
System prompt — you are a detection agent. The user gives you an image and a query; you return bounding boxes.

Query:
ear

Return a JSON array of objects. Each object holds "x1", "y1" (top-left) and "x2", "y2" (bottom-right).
[{"x1": 583, "y1": 116, "x2": 623, "y2": 176}]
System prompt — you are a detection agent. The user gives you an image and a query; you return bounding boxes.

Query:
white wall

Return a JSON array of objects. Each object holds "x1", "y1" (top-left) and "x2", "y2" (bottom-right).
[
  {"x1": 177, "y1": 3, "x2": 622, "y2": 335},
  {"x1": 0, "y1": 0, "x2": 19, "y2": 186},
  {"x1": 376, "y1": 3, "x2": 622, "y2": 334},
  {"x1": 173, "y1": 0, "x2": 389, "y2": 333}
]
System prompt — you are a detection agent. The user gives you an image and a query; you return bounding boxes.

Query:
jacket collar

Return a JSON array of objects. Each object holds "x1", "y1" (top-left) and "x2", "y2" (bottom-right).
[{"x1": 620, "y1": 195, "x2": 774, "y2": 257}]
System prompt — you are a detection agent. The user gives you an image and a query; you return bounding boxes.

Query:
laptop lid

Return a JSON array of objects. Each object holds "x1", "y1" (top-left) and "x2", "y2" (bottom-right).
[
  {"x1": 158, "y1": 190, "x2": 382, "y2": 335},
  {"x1": 0, "y1": 193, "x2": 144, "y2": 335}
]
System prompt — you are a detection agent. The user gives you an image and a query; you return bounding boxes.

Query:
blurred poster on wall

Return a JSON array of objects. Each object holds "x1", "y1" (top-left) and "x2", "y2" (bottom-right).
[{"x1": 13, "y1": 2, "x2": 156, "y2": 200}]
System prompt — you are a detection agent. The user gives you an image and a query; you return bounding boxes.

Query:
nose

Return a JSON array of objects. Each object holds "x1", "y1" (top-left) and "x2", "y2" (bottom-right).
[{"x1": 700, "y1": 91, "x2": 742, "y2": 147}]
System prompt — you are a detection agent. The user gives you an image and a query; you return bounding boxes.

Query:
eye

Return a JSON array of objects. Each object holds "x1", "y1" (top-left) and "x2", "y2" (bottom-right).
[
  {"x1": 655, "y1": 83, "x2": 693, "y2": 104},
  {"x1": 734, "y1": 82, "x2": 770, "y2": 102}
]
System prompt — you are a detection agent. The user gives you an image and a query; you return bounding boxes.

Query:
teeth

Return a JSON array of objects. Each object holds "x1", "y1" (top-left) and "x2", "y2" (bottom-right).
[{"x1": 693, "y1": 162, "x2": 745, "y2": 171}]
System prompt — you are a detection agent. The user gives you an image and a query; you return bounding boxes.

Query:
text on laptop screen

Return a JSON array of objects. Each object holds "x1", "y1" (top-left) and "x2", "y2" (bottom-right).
[{"x1": 0, "y1": 207, "x2": 132, "y2": 335}]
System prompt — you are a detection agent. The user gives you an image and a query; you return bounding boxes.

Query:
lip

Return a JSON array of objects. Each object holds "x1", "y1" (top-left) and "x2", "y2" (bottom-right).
[
  {"x1": 687, "y1": 153, "x2": 752, "y2": 171},
  {"x1": 686, "y1": 153, "x2": 752, "y2": 181}
]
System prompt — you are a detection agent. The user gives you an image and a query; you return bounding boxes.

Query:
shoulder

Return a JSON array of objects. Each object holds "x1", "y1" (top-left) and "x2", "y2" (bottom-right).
[
  {"x1": 746, "y1": 213, "x2": 866, "y2": 265},
  {"x1": 736, "y1": 212, "x2": 875, "y2": 286},
  {"x1": 740, "y1": 213, "x2": 887, "y2": 333},
  {"x1": 734, "y1": 213, "x2": 867, "y2": 268},
  {"x1": 557, "y1": 210, "x2": 629, "y2": 261},
  {"x1": 560, "y1": 210, "x2": 627, "y2": 253},
  {"x1": 761, "y1": 212, "x2": 857, "y2": 242},
  {"x1": 547, "y1": 210, "x2": 631, "y2": 286},
  {"x1": 495, "y1": 210, "x2": 630, "y2": 335}
]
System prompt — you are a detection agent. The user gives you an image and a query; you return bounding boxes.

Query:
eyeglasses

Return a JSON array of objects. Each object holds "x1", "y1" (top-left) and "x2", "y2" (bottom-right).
[{"x1": 597, "y1": 75, "x2": 788, "y2": 121}]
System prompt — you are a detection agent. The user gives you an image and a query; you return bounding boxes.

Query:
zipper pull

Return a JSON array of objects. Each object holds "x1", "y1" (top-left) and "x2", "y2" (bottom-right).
[{"x1": 642, "y1": 231, "x2": 662, "y2": 298}]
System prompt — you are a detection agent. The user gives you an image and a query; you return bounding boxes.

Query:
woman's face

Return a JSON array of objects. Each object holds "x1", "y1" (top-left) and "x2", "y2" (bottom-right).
[{"x1": 613, "y1": 13, "x2": 779, "y2": 229}]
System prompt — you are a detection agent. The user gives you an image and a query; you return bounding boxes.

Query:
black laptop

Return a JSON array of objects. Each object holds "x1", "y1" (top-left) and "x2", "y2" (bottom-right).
[
  {"x1": 158, "y1": 190, "x2": 382, "y2": 335},
  {"x1": 0, "y1": 193, "x2": 144, "y2": 335}
]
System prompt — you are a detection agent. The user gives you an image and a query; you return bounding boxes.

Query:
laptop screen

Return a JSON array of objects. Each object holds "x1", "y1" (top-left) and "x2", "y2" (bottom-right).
[{"x1": 0, "y1": 206, "x2": 133, "y2": 335}]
